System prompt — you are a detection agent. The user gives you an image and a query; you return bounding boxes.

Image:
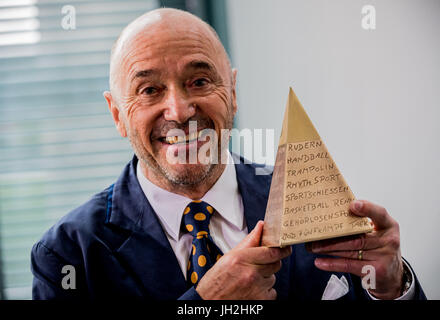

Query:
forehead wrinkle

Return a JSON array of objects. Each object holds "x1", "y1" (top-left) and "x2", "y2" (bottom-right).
[
  {"x1": 110, "y1": 9, "x2": 231, "y2": 100},
  {"x1": 119, "y1": 15, "x2": 222, "y2": 71},
  {"x1": 124, "y1": 37, "x2": 219, "y2": 80}
]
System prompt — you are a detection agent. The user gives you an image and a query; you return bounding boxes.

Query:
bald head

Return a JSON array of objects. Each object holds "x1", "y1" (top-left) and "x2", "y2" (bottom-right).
[{"x1": 109, "y1": 8, "x2": 231, "y2": 104}]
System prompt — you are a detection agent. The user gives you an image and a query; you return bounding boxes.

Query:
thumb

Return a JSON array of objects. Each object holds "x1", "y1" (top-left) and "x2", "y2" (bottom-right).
[{"x1": 234, "y1": 221, "x2": 264, "y2": 250}]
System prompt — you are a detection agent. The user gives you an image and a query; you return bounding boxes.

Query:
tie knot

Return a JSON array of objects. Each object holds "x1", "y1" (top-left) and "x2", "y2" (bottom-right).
[{"x1": 182, "y1": 200, "x2": 215, "y2": 238}]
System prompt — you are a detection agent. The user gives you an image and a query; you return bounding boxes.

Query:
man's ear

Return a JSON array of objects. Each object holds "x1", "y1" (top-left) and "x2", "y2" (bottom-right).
[
  {"x1": 103, "y1": 91, "x2": 127, "y2": 138},
  {"x1": 231, "y1": 68, "x2": 238, "y2": 116}
]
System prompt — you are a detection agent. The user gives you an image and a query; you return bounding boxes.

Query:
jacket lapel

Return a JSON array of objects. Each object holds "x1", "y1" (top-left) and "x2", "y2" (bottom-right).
[
  {"x1": 105, "y1": 156, "x2": 187, "y2": 299},
  {"x1": 233, "y1": 155, "x2": 292, "y2": 300},
  {"x1": 233, "y1": 154, "x2": 272, "y2": 231}
]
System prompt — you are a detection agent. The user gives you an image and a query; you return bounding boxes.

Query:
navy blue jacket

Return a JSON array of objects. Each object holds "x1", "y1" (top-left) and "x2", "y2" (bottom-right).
[{"x1": 31, "y1": 155, "x2": 426, "y2": 300}]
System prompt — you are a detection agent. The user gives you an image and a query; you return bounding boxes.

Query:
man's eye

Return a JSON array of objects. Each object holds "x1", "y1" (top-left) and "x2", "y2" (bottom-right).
[
  {"x1": 192, "y1": 78, "x2": 209, "y2": 87},
  {"x1": 143, "y1": 87, "x2": 158, "y2": 95}
]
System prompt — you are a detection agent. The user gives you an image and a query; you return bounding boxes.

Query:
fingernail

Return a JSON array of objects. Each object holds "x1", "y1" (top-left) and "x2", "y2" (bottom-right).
[
  {"x1": 353, "y1": 200, "x2": 363, "y2": 212},
  {"x1": 315, "y1": 259, "x2": 328, "y2": 268}
]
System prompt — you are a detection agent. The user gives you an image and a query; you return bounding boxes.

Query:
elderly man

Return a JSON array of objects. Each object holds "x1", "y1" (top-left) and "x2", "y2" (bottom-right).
[{"x1": 31, "y1": 8, "x2": 425, "y2": 300}]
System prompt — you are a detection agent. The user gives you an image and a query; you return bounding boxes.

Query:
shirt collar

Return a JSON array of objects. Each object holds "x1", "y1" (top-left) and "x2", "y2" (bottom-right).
[{"x1": 136, "y1": 152, "x2": 244, "y2": 241}]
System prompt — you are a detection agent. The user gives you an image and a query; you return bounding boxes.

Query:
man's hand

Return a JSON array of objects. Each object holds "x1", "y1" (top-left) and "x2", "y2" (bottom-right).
[
  {"x1": 196, "y1": 221, "x2": 292, "y2": 300},
  {"x1": 306, "y1": 200, "x2": 404, "y2": 299}
]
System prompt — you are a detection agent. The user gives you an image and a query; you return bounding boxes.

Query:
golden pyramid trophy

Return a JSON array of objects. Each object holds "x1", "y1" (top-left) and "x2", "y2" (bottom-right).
[{"x1": 262, "y1": 88, "x2": 373, "y2": 247}]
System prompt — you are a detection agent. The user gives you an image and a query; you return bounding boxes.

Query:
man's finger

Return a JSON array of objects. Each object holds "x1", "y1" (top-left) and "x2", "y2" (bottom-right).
[
  {"x1": 350, "y1": 200, "x2": 395, "y2": 230},
  {"x1": 307, "y1": 232, "x2": 383, "y2": 253},
  {"x1": 314, "y1": 257, "x2": 370, "y2": 277},
  {"x1": 261, "y1": 274, "x2": 276, "y2": 290},
  {"x1": 235, "y1": 221, "x2": 264, "y2": 250},
  {"x1": 266, "y1": 288, "x2": 277, "y2": 300},
  {"x1": 321, "y1": 249, "x2": 384, "y2": 261},
  {"x1": 242, "y1": 246, "x2": 292, "y2": 265},
  {"x1": 255, "y1": 260, "x2": 283, "y2": 277}
]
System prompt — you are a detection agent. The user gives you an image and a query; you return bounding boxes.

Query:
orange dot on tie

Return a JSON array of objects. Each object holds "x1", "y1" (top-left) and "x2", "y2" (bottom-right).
[
  {"x1": 206, "y1": 206, "x2": 213, "y2": 214},
  {"x1": 191, "y1": 271, "x2": 198, "y2": 284},
  {"x1": 186, "y1": 224, "x2": 194, "y2": 232},
  {"x1": 194, "y1": 213, "x2": 206, "y2": 221},
  {"x1": 192, "y1": 200, "x2": 202, "y2": 203},
  {"x1": 192, "y1": 244, "x2": 196, "y2": 255},
  {"x1": 196, "y1": 231, "x2": 208, "y2": 239},
  {"x1": 198, "y1": 255, "x2": 207, "y2": 267},
  {"x1": 184, "y1": 207, "x2": 190, "y2": 215},
  {"x1": 187, "y1": 261, "x2": 191, "y2": 271},
  {"x1": 216, "y1": 254, "x2": 222, "y2": 261}
]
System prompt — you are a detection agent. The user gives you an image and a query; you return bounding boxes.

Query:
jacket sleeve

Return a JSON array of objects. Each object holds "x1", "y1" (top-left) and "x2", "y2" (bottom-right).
[
  {"x1": 364, "y1": 257, "x2": 427, "y2": 300},
  {"x1": 177, "y1": 286, "x2": 203, "y2": 300},
  {"x1": 31, "y1": 241, "x2": 83, "y2": 300},
  {"x1": 399, "y1": 257, "x2": 427, "y2": 300}
]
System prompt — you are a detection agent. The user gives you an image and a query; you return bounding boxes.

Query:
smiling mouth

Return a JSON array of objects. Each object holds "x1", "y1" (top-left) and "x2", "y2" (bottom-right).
[{"x1": 160, "y1": 130, "x2": 205, "y2": 145}]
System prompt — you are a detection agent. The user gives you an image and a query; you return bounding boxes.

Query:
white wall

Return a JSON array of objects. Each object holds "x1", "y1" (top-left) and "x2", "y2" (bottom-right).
[{"x1": 226, "y1": 0, "x2": 440, "y2": 299}]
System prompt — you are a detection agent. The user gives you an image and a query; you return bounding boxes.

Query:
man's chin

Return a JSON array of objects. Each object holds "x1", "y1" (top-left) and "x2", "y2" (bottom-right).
[{"x1": 160, "y1": 162, "x2": 215, "y2": 186}]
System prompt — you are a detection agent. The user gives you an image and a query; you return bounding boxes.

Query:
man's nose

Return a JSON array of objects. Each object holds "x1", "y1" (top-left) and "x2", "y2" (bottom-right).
[{"x1": 162, "y1": 86, "x2": 196, "y2": 124}]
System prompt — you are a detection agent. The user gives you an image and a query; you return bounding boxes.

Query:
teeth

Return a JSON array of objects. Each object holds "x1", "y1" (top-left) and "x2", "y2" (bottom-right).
[
  {"x1": 188, "y1": 131, "x2": 198, "y2": 141},
  {"x1": 177, "y1": 135, "x2": 186, "y2": 143},
  {"x1": 165, "y1": 136, "x2": 178, "y2": 144},
  {"x1": 165, "y1": 130, "x2": 203, "y2": 145}
]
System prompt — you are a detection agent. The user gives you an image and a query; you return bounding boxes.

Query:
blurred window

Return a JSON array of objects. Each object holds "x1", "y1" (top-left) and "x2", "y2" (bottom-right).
[{"x1": 0, "y1": 0, "x2": 229, "y2": 300}]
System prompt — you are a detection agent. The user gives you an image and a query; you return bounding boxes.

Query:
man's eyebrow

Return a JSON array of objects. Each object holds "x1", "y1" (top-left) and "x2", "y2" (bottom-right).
[
  {"x1": 132, "y1": 69, "x2": 158, "y2": 81},
  {"x1": 131, "y1": 61, "x2": 216, "y2": 82},
  {"x1": 186, "y1": 60, "x2": 216, "y2": 72}
]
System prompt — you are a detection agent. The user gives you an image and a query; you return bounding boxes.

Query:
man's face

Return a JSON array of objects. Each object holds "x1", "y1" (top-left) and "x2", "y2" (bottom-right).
[{"x1": 111, "y1": 21, "x2": 237, "y2": 186}]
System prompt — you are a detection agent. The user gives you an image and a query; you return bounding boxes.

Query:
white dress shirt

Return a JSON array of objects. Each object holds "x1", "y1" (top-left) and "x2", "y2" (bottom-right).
[
  {"x1": 136, "y1": 152, "x2": 415, "y2": 299},
  {"x1": 136, "y1": 152, "x2": 248, "y2": 279}
]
